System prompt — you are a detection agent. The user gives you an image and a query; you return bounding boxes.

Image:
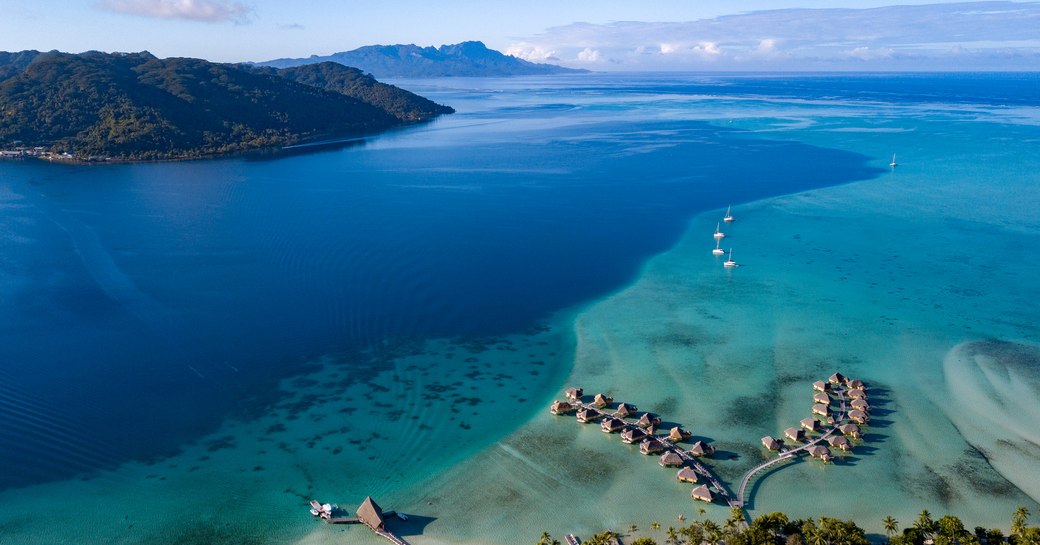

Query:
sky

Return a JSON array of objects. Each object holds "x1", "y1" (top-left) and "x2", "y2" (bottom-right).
[{"x1": 1, "y1": 0, "x2": 1038, "y2": 70}]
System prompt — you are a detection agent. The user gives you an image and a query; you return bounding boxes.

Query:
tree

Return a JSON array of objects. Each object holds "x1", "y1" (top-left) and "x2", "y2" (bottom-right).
[
  {"x1": 632, "y1": 538, "x2": 659, "y2": 545},
  {"x1": 915, "y1": 511, "x2": 936, "y2": 537},
  {"x1": 536, "y1": 531, "x2": 561, "y2": 545},
  {"x1": 666, "y1": 526, "x2": 679, "y2": 545},
  {"x1": 1013, "y1": 507, "x2": 1031, "y2": 537},
  {"x1": 884, "y1": 516, "x2": 899, "y2": 539},
  {"x1": 937, "y1": 515, "x2": 968, "y2": 541},
  {"x1": 652, "y1": 521, "x2": 662, "y2": 531},
  {"x1": 630, "y1": 523, "x2": 639, "y2": 535}
]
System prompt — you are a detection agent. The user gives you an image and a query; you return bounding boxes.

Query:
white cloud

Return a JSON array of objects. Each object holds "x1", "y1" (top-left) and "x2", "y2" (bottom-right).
[
  {"x1": 576, "y1": 48, "x2": 602, "y2": 62},
  {"x1": 505, "y1": 42, "x2": 559, "y2": 62},
  {"x1": 847, "y1": 46, "x2": 895, "y2": 60},
  {"x1": 97, "y1": 0, "x2": 253, "y2": 23}
]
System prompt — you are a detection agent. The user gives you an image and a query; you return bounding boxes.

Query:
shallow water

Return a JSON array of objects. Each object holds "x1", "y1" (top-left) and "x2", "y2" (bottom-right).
[{"x1": 1, "y1": 73, "x2": 1038, "y2": 544}]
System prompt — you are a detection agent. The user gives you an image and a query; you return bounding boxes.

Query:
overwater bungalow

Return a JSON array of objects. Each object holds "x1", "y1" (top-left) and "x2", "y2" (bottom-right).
[
  {"x1": 848, "y1": 389, "x2": 867, "y2": 400},
  {"x1": 576, "y1": 407, "x2": 602, "y2": 423},
  {"x1": 615, "y1": 403, "x2": 637, "y2": 418},
  {"x1": 669, "y1": 426, "x2": 692, "y2": 442},
  {"x1": 827, "y1": 435, "x2": 852, "y2": 451},
  {"x1": 850, "y1": 399, "x2": 870, "y2": 412},
  {"x1": 839, "y1": 423, "x2": 862, "y2": 438},
  {"x1": 593, "y1": 393, "x2": 614, "y2": 408},
  {"x1": 813, "y1": 392, "x2": 831, "y2": 405},
  {"x1": 829, "y1": 372, "x2": 847, "y2": 385},
  {"x1": 848, "y1": 409, "x2": 869, "y2": 424},
  {"x1": 565, "y1": 387, "x2": 584, "y2": 402},
  {"x1": 689, "y1": 440, "x2": 715, "y2": 457},
  {"x1": 812, "y1": 403, "x2": 830, "y2": 417},
  {"x1": 691, "y1": 485, "x2": 714, "y2": 503},
  {"x1": 637, "y1": 412, "x2": 662, "y2": 429},
  {"x1": 800, "y1": 417, "x2": 821, "y2": 432},
  {"x1": 621, "y1": 427, "x2": 648, "y2": 444},
  {"x1": 550, "y1": 400, "x2": 574, "y2": 415},
  {"x1": 659, "y1": 451, "x2": 684, "y2": 467},
  {"x1": 356, "y1": 496, "x2": 386, "y2": 531},
  {"x1": 847, "y1": 379, "x2": 866, "y2": 390},
  {"x1": 601, "y1": 416, "x2": 625, "y2": 433},
  {"x1": 761, "y1": 436, "x2": 782, "y2": 450},
  {"x1": 813, "y1": 380, "x2": 831, "y2": 392},
  {"x1": 677, "y1": 467, "x2": 699, "y2": 483},
  {"x1": 640, "y1": 438, "x2": 666, "y2": 455},
  {"x1": 808, "y1": 445, "x2": 833, "y2": 462},
  {"x1": 784, "y1": 427, "x2": 805, "y2": 443}
]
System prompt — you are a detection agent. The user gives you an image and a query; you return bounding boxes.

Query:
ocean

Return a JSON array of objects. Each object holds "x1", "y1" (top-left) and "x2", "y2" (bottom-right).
[{"x1": 0, "y1": 72, "x2": 1037, "y2": 544}]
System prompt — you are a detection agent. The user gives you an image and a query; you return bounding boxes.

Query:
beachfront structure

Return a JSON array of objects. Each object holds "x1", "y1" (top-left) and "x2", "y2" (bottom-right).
[
  {"x1": 847, "y1": 379, "x2": 866, "y2": 390},
  {"x1": 689, "y1": 440, "x2": 715, "y2": 457},
  {"x1": 761, "y1": 436, "x2": 781, "y2": 450},
  {"x1": 669, "y1": 426, "x2": 692, "y2": 442},
  {"x1": 839, "y1": 423, "x2": 862, "y2": 438},
  {"x1": 812, "y1": 403, "x2": 830, "y2": 417},
  {"x1": 677, "y1": 467, "x2": 699, "y2": 483},
  {"x1": 829, "y1": 372, "x2": 847, "y2": 385},
  {"x1": 550, "y1": 400, "x2": 574, "y2": 415},
  {"x1": 827, "y1": 435, "x2": 852, "y2": 451},
  {"x1": 356, "y1": 496, "x2": 386, "y2": 531},
  {"x1": 848, "y1": 409, "x2": 869, "y2": 424},
  {"x1": 813, "y1": 392, "x2": 831, "y2": 405},
  {"x1": 637, "y1": 412, "x2": 662, "y2": 429},
  {"x1": 659, "y1": 452, "x2": 684, "y2": 467},
  {"x1": 621, "y1": 427, "x2": 648, "y2": 444},
  {"x1": 640, "y1": 438, "x2": 666, "y2": 455},
  {"x1": 691, "y1": 485, "x2": 714, "y2": 503},
  {"x1": 808, "y1": 445, "x2": 833, "y2": 462},
  {"x1": 576, "y1": 407, "x2": 602, "y2": 423},
  {"x1": 601, "y1": 416, "x2": 625, "y2": 433},
  {"x1": 850, "y1": 399, "x2": 870, "y2": 412},
  {"x1": 615, "y1": 403, "x2": 637, "y2": 418},
  {"x1": 593, "y1": 393, "x2": 614, "y2": 408},
  {"x1": 848, "y1": 389, "x2": 867, "y2": 400},
  {"x1": 800, "y1": 417, "x2": 821, "y2": 432},
  {"x1": 813, "y1": 380, "x2": 831, "y2": 392},
  {"x1": 785, "y1": 427, "x2": 805, "y2": 443},
  {"x1": 565, "y1": 387, "x2": 584, "y2": 401}
]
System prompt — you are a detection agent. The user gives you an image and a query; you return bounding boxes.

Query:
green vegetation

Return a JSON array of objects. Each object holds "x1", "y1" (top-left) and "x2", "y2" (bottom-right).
[
  {"x1": 0, "y1": 50, "x2": 453, "y2": 160},
  {"x1": 537, "y1": 507, "x2": 1040, "y2": 545}
]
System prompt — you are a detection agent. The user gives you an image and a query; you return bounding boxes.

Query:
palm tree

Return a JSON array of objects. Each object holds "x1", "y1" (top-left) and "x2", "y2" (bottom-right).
[
  {"x1": 883, "y1": 516, "x2": 899, "y2": 538},
  {"x1": 1012, "y1": 506, "x2": 1030, "y2": 536},
  {"x1": 651, "y1": 521, "x2": 662, "y2": 531},
  {"x1": 677, "y1": 514, "x2": 687, "y2": 524},
  {"x1": 629, "y1": 523, "x2": 639, "y2": 535},
  {"x1": 666, "y1": 527, "x2": 679, "y2": 545},
  {"x1": 914, "y1": 510, "x2": 936, "y2": 536}
]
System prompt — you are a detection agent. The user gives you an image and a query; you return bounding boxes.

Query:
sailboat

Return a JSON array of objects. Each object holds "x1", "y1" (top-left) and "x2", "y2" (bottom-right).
[
  {"x1": 713, "y1": 238, "x2": 725, "y2": 255},
  {"x1": 713, "y1": 222, "x2": 725, "y2": 240},
  {"x1": 723, "y1": 205, "x2": 734, "y2": 223},
  {"x1": 889, "y1": 154, "x2": 898, "y2": 167},
  {"x1": 723, "y1": 249, "x2": 737, "y2": 268}
]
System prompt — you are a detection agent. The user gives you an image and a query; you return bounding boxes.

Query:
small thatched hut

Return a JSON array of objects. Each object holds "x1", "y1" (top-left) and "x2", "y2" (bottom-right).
[
  {"x1": 637, "y1": 412, "x2": 662, "y2": 429},
  {"x1": 615, "y1": 403, "x2": 637, "y2": 418},
  {"x1": 813, "y1": 392, "x2": 831, "y2": 405},
  {"x1": 812, "y1": 403, "x2": 830, "y2": 417},
  {"x1": 356, "y1": 496, "x2": 386, "y2": 531},
  {"x1": 621, "y1": 427, "x2": 648, "y2": 444},
  {"x1": 550, "y1": 400, "x2": 574, "y2": 415},
  {"x1": 601, "y1": 416, "x2": 625, "y2": 433},
  {"x1": 850, "y1": 399, "x2": 870, "y2": 412},
  {"x1": 593, "y1": 393, "x2": 614, "y2": 408},
  {"x1": 808, "y1": 445, "x2": 833, "y2": 462},
  {"x1": 689, "y1": 440, "x2": 715, "y2": 457},
  {"x1": 827, "y1": 435, "x2": 852, "y2": 451},
  {"x1": 677, "y1": 467, "x2": 699, "y2": 483},
  {"x1": 669, "y1": 426, "x2": 692, "y2": 442},
  {"x1": 848, "y1": 389, "x2": 867, "y2": 400},
  {"x1": 691, "y1": 485, "x2": 714, "y2": 503},
  {"x1": 800, "y1": 417, "x2": 821, "y2": 432},
  {"x1": 640, "y1": 438, "x2": 666, "y2": 455},
  {"x1": 847, "y1": 379, "x2": 866, "y2": 390},
  {"x1": 829, "y1": 372, "x2": 847, "y2": 385},
  {"x1": 839, "y1": 423, "x2": 862, "y2": 438},
  {"x1": 813, "y1": 380, "x2": 831, "y2": 392},
  {"x1": 848, "y1": 409, "x2": 869, "y2": 424},
  {"x1": 659, "y1": 451, "x2": 684, "y2": 467},
  {"x1": 761, "y1": 436, "x2": 782, "y2": 450},
  {"x1": 576, "y1": 407, "x2": 602, "y2": 423},
  {"x1": 565, "y1": 387, "x2": 584, "y2": 401},
  {"x1": 785, "y1": 427, "x2": 805, "y2": 443}
]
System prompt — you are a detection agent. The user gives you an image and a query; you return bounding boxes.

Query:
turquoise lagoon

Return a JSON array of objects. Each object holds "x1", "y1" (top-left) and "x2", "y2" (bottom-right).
[{"x1": 0, "y1": 73, "x2": 1038, "y2": 544}]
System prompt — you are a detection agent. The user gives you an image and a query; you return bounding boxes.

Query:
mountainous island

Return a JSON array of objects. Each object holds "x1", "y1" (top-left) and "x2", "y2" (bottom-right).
[
  {"x1": 0, "y1": 50, "x2": 454, "y2": 161},
  {"x1": 259, "y1": 41, "x2": 586, "y2": 78}
]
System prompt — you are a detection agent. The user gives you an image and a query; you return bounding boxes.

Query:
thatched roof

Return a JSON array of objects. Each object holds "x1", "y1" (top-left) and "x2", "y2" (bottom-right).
[
  {"x1": 848, "y1": 389, "x2": 867, "y2": 400},
  {"x1": 839, "y1": 423, "x2": 861, "y2": 437},
  {"x1": 659, "y1": 451, "x2": 684, "y2": 467},
  {"x1": 691, "y1": 484, "x2": 714, "y2": 503},
  {"x1": 615, "y1": 403, "x2": 637, "y2": 418},
  {"x1": 800, "y1": 417, "x2": 820, "y2": 431},
  {"x1": 808, "y1": 445, "x2": 833, "y2": 461},
  {"x1": 761, "y1": 436, "x2": 781, "y2": 450},
  {"x1": 593, "y1": 393, "x2": 614, "y2": 408},
  {"x1": 785, "y1": 427, "x2": 805, "y2": 442},
  {"x1": 813, "y1": 380, "x2": 830, "y2": 392},
  {"x1": 637, "y1": 413, "x2": 661, "y2": 428},
  {"x1": 847, "y1": 379, "x2": 865, "y2": 390},
  {"x1": 669, "y1": 426, "x2": 692, "y2": 442},
  {"x1": 829, "y1": 372, "x2": 846, "y2": 384},
  {"x1": 640, "y1": 438, "x2": 666, "y2": 455},
  {"x1": 812, "y1": 403, "x2": 830, "y2": 416},
  {"x1": 827, "y1": 435, "x2": 852, "y2": 451},
  {"x1": 550, "y1": 400, "x2": 573, "y2": 415},
  {"x1": 677, "y1": 467, "x2": 699, "y2": 483},
  {"x1": 813, "y1": 392, "x2": 831, "y2": 405},
  {"x1": 356, "y1": 496, "x2": 385, "y2": 530},
  {"x1": 565, "y1": 387, "x2": 583, "y2": 401},
  {"x1": 689, "y1": 440, "x2": 715, "y2": 457},
  {"x1": 848, "y1": 409, "x2": 869, "y2": 423},
  {"x1": 850, "y1": 399, "x2": 870, "y2": 412},
  {"x1": 601, "y1": 417, "x2": 625, "y2": 433},
  {"x1": 576, "y1": 407, "x2": 602, "y2": 423},
  {"x1": 621, "y1": 427, "x2": 647, "y2": 444}
]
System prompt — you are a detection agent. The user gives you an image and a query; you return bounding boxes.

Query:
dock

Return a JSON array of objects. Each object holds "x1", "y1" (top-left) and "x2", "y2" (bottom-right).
[{"x1": 309, "y1": 496, "x2": 410, "y2": 545}]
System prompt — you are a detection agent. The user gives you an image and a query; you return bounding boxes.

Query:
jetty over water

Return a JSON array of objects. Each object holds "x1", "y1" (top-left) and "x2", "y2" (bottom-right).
[{"x1": 309, "y1": 496, "x2": 410, "y2": 545}]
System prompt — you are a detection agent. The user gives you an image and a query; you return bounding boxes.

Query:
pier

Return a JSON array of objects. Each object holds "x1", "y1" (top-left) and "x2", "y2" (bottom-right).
[{"x1": 309, "y1": 496, "x2": 410, "y2": 545}]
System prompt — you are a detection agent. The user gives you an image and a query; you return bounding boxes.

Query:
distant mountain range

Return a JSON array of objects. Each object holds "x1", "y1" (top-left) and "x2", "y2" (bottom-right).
[
  {"x1": 0, "y1": 50, "x2": 453, "y2": 160},
  {"x1": 258, "y1": 41, "x2": 586, "y2": 78}
]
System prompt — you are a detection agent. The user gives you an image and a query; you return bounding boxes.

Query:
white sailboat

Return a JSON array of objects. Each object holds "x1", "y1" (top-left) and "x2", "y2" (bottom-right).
[
  {"x1": 713, "y1": 238, "x2": 725, "y2": 255},
  {"x1": 723, "y1": 205, "x2": 734, "y2": 223},
  {"x1": 889, "y1": 154, "x2": 898, "y2": 167},
  {"x1": 723, "y1": 249, "x2": 737, "y2": 268},
  {"x1": 713, "y1": 222, "x2": 725, "y2": 240}
]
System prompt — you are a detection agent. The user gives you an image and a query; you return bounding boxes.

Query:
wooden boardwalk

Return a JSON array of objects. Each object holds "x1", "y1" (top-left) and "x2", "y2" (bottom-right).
[{"x1": 375, "y1": 528, "x2": 410, "y2": 545}]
